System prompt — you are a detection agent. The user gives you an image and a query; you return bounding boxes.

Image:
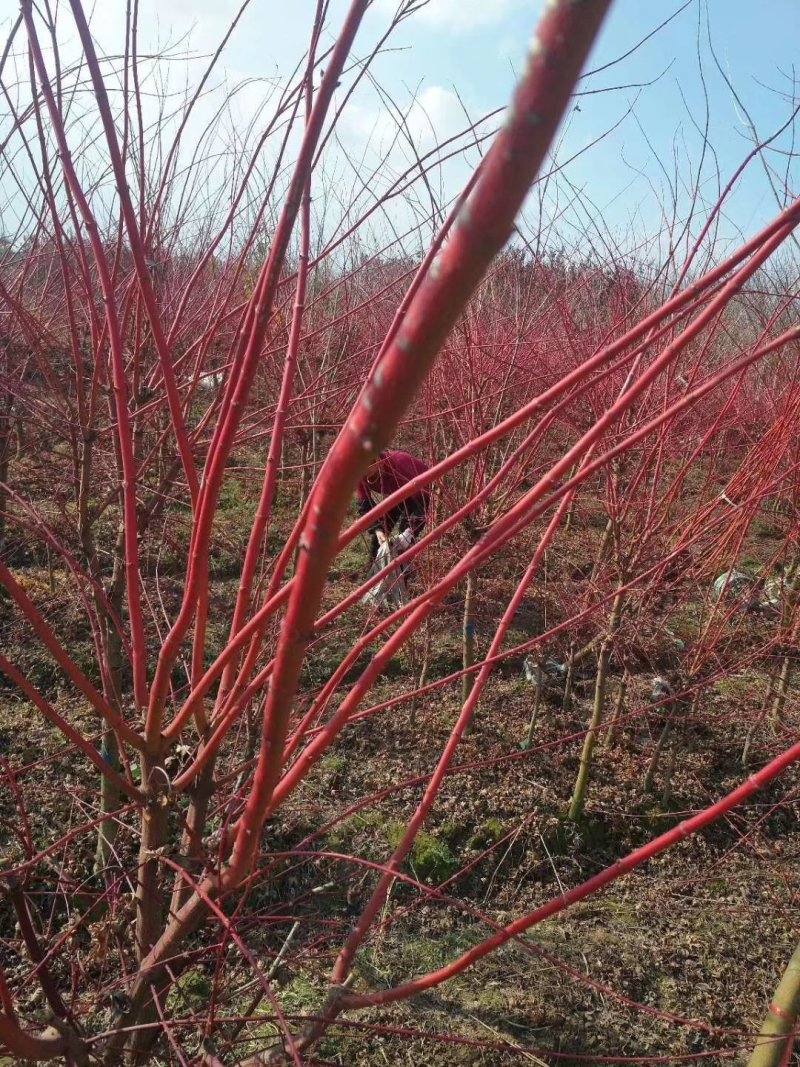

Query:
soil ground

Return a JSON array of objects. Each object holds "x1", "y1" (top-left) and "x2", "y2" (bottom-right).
[{"x1": 1, "y1": 493, "x2": 798, "y2": 1066}]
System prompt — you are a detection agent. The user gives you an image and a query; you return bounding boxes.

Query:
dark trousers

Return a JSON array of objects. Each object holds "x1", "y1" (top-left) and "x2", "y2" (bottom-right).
[{"x1": 365, "y1": 494, "x2": 428, "y2": 560}]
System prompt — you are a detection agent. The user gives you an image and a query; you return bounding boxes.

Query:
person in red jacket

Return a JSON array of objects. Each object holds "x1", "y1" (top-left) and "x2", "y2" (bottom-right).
[{"x1": 357, "y1": 449, "x2": 431, "y2": 560}]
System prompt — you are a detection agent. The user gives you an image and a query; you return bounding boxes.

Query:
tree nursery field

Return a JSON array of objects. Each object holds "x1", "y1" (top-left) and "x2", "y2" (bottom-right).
[{"x1": 0, "y1": 1, "x2": 799, "y2": 1064}]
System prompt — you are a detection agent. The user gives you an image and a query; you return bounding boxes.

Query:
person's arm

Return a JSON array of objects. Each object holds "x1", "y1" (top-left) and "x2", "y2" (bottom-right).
[
  {"x1": 356, "y1": 480, "x2": 375, "y2": 518},
  {"x1": 357, "y1": 456, "x2": 384, "y2": 516}
]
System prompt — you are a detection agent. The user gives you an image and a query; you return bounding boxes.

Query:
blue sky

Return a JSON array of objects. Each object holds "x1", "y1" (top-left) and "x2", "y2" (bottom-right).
[
  {"x1": 2, "y1": 1, "x2": 799, "y2": 259},
  {"x1": 359, "y1": 1, "x2": 800, "y2": 254}
]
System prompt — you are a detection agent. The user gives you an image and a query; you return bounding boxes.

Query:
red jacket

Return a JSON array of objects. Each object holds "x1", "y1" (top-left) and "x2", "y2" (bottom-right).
[{"x1": 357, "y1": 450, "x2": 430, "y2": 509}]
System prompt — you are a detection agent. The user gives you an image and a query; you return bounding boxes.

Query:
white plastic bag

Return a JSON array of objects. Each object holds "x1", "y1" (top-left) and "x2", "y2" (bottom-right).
[
  {"x1": 361, "y1": 528, "x2": 412, "y2": 609},
  {"x1": 712, "y1": 570, "x2": 758, "y2": 608}
]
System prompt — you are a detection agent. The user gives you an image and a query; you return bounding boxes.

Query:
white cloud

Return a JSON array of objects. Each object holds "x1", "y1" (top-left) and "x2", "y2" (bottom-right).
[
  {"x1": 93, "y1": 0, "x2": 237, "y2": 52},
  {"x1": 405, "y1": 85, "x2": 466, "y2": 148},
  {"x1": 341, "y1": 85, "x2": 466, "y2": 157}
]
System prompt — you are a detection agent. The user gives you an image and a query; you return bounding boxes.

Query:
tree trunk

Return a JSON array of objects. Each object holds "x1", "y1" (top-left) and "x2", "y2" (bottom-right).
[
  {"x1": 644, "y1": 720, "x2": 671, "y2": 795},
  {"x1": 170, "y1": 753, "x2": 214, "y2": 916},
  {"x1": 746, "y1": 940, "x2": 800, "y2": 1067},
  {"x1": 568, "y1": 640, "x2": 609, "y2": 821},
  {"x1": 93, "y1": 525, "x2": 127, "y2": 877},
  {"x1": 563, "y1": 463, "x2": 578, "y2": 532},
  {"x1": 522, "y1": 660, "x2": 544, "y2": 750},
  {"x1": 135, "y1": 750, "x2": 169, "y2": 960},
  {"x1": 95, "y1": 728, "x2": 121, "y2": 874},
  {"x1": 0, "y1": 375, "x2": 13, "y2": 551},
  {"x1": 741, "y1": 714, "x2": 760, "y2": 769},
  {"x1": 568, "y1": 590, "x2": 623, "y2": 821},
  {"x1": 462, "y1": 570, "x2": 476, "y2": 705},
  {"x1": 410, "y1": 620, "x2": 431, "y2": 729},
  {"x1": 770, "y1": 617, "x2": 799, "y2": 730},
  {"x1": 661, "y1": 745, "x2": 676, "y2": 808},
  {"x1": 298, "y1": 433, "x2": 312, "y2": 510},
  {"x1": 561, "y1": 641, "x2": 576, "y2": 713},
  {"x1": 604, "y1": 670, "x2": 627, "y2": 750}
]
